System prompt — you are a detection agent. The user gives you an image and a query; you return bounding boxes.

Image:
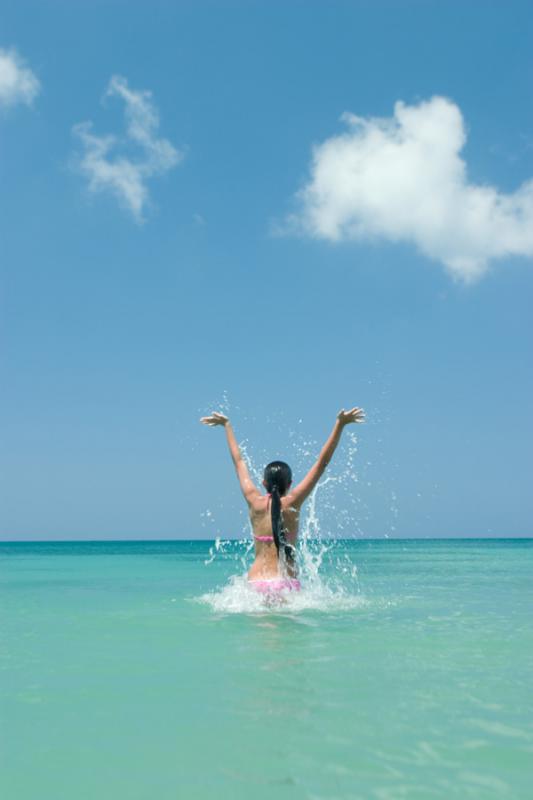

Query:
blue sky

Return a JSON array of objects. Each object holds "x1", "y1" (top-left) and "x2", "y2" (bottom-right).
[{"x1": 1, "y1": 0, "x2": 532, "y2": 540}]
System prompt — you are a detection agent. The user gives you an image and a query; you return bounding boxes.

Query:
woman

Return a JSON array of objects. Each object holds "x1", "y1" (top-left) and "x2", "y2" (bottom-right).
[{"x1": 200, "y1": 407, "x2": 365, "y2": 595}]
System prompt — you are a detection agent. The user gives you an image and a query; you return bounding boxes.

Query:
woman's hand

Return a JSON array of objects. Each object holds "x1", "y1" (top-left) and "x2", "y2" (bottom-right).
[
  {"x1": 200, "y1": 411, "x2": 229, "y2": 427},
  {"x1": 337, "y1": 407, "x2": 365, "y2": 426}
]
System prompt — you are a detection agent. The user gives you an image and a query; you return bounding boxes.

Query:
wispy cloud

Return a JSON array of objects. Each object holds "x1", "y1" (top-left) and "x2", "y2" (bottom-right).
[
  {"x1": 286, "y1": 96, "x2": 533, "y2": 281},
  {"x1": 0, "y1": 47, "x2": 40, "y2": 108},
  {"x1": 73, "y1": 76, "x2": 184, "y2": 222}
]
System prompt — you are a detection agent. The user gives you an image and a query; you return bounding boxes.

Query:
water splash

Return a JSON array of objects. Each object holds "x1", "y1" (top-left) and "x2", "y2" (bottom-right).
[
  {"x1": 197, "y1": 397, "x2": 395, "y2": 613},
  {"x1": 198, "y1": 473, "x2": 366, "y2": 614},
  {"x1": 198, "y1": 572, "x2": 371, "y2": 614}
]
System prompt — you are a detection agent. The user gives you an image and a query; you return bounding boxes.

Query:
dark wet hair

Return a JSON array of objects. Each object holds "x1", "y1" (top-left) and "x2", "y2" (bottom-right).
[{"x1": 263, "y1": 461, "x2": 295, "y2": 569}]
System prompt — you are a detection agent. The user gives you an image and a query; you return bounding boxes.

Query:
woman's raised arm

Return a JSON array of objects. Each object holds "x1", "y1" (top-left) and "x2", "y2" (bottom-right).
[
  {"x1": 290, "y1": 407, "x2": 365, "y2": 507},
  {"x1": 200, "y1": 412, "x2": 260, "y2": 504}
]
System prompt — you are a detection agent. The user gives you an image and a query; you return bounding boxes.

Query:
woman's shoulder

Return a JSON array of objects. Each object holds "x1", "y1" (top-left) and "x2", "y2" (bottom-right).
[
  {"x1": 281, "y1": 493, "x2": 300, "y2": 513},
  {"x1": 249, "y1": 493, "x2": 269, "y2": 512}
]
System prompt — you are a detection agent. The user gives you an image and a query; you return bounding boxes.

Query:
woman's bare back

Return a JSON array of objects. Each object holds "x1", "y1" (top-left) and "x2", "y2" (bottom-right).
[{"x1": 248, "y1": 494, "x2": 300, "y2": 580}]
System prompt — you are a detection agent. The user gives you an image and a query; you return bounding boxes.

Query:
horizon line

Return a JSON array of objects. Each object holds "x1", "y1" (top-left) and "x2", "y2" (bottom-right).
[{"x1": 1, "y1": 535, "x2": 532, "y2": 544}]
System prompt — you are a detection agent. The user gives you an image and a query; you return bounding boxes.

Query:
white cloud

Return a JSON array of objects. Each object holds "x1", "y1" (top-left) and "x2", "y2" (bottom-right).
[
  {"x1": 0, "y1": 48, "x2": 40, "y2": 108},
  {"x1": 73, "y1": 75, "x2": 184, "y2": 222},
  {"x1": 288, "y1": 96, "x2": 533, "y2": 281}
]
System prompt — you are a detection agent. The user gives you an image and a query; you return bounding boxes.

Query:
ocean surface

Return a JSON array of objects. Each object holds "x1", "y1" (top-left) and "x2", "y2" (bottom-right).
[{"x1": 1, "y1": 538, "x2": 532, "y2": 800}]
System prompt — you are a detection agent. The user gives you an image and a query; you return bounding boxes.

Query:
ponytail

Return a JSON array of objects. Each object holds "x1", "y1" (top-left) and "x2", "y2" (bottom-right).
[
  {"x1": 264, "y1": 461, "x2": 295, "y2": 571},
  {"x1": 270, "y1": 484, "x2": 283, "y2": 555}
]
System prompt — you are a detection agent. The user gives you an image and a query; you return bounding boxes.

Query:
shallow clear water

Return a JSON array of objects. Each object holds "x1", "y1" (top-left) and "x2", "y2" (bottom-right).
[{"x1": 1, "y1": 538, "x2": 532, "y2": 799}]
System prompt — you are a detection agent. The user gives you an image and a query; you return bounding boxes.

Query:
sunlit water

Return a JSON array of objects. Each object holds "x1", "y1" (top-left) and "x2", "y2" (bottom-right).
[{"x1": 1, "y1": 537, "x2": 532, "y2": 799}]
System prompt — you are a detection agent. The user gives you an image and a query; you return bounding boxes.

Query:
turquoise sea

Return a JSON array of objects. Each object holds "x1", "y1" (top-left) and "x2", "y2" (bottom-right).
[{"x1": 1, "y1": 538, "x2": 532, "y2": 799}]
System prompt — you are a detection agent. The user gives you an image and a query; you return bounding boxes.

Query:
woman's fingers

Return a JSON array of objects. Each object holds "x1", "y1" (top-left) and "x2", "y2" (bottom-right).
[
  {"x1": 342, "y1": 406, "x2": 366, "y2": 423},
  {"x1": 200, "y1": 411, "x2": 229, "y2": 426}
]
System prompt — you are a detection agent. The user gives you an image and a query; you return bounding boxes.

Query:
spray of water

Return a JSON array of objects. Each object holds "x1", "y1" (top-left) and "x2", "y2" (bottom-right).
[
  {"x1": 197, "y1": 413, "x2": 373, "y2": 613},
  {"x1": 197, "y1": 389, "x2": 403, "y2": 612}
]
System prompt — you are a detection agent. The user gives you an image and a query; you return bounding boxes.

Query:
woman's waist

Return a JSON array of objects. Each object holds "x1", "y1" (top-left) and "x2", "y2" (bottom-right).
[
  {"x1": 248, "y1": 555, "x2": 298, "y2": 580},
  {"x1": 248, "y1": 553, "x2": 280, "y2": 578}
]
